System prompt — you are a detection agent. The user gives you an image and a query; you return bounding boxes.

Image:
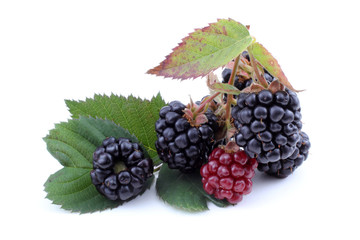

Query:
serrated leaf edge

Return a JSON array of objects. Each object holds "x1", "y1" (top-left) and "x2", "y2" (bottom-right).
[{"x1": 147, "y1": 18, "x2": 252, "y2": 80}]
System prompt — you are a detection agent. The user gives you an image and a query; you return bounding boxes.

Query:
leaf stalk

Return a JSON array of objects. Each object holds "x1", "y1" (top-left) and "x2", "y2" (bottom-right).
[
  {"x1": 224, "y1": 55, "x2": 241, "y2": 129},
  {"x1": 193, "y1": 92, "x2": 221, "y2": 116}
]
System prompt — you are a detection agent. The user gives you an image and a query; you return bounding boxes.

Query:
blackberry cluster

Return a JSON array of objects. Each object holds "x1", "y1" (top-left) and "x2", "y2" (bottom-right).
[
  {"x1": 258, "y1": 131, "x2": 311, "y2": 178},
  {"x1": 90, "y1": 137, "x2": 153, "y2": 201},
  {"x1": 155, "y1": 101, "x2": 219, "y2": 172},
  {"x1": 232, "y1": 89, "x2": 304, "y2": 174},
  {"x1": 200, "y1": 148, "x2": 258, "y2": 204}
]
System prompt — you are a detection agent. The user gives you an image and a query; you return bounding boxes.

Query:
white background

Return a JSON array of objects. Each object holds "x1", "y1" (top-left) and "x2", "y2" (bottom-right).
[{"x1": 1, "y1": 0, "x2": 359, "y2": 239}]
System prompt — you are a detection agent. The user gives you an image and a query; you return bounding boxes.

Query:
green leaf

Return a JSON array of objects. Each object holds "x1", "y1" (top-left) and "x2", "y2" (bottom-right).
[
  {"x1": 250, "y1": 42, "x2": 298, "y2": 92},
  {"x1": 65, "y1": 93, "x2": 166, "y2": 166},
  {"x1": 147, "y1": 18, "x2": 253, "y2": 80},
  {"x1": 44, "y1": 167, "x2": 120, "y2": 213},
  {"x1": 44, "y1": 117, "x2": 139, "y2": 168},
  {"x1": 44, "y1": 167, "x2": 154, "y2": 213},
  {"x1": 156, "y1": 165, "x2": 230, "y2": 212},
  {"x1": 44, "y1": 117, "x2": 153, "y2": 213}
]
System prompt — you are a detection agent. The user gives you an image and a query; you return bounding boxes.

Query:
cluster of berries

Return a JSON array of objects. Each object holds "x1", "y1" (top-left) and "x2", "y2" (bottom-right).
[{"x1": 153, "y1": 67, "x2": 311, "y2": 204}]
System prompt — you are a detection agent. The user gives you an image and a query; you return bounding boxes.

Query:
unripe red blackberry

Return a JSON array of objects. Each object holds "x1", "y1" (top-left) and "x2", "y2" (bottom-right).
[
  {"x1": 201, "y1": 147, "x2": 257, "y2": 204},
  {"x1": 91, "y1": 137, "x2": 153, "y2": 201}
]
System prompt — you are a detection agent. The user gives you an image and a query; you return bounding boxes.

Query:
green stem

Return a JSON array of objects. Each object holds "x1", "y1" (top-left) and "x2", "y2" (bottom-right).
[
  {"x1": 247, "y1": 46, "x2": 268, "y2": 88},
  {"x1": 193, "y1": 91, "x2": 220, "y2": 116},
  {"x1": 224, "y1": 55, "x2": 241, "y2": 129},
  {"x1": 228, "y1": 55, "x2": 241, "y2": 86}
]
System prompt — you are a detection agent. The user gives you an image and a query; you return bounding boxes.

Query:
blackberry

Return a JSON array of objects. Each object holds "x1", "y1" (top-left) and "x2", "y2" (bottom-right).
[
  {"x1": 222, "y1": 68, "x2": 252, "y2": 91},
  {"x1": 200, "y1": 147, "x2": 258, "y2": 204},
  {"x1": 232, "y1": 89, "x2": 303, "y2": 169},
  {"x1": 221, "y1": 64, "x2": 274, "y2": 102},
  {"x1": 258, "y1": 131, "x2": 311, "y2": 178},
  {"x1": 90, "y1": 137, "x2": 153, "y2": 201},
  {"x1": 263, "y1": 68, "x2": 275, "y2": 84},
  {"x1": 242, "y1": 51, "x2": 250, "y2": 61},
  {"x1": 155, "y1": 101, "x2": 219, "y2": 172}
]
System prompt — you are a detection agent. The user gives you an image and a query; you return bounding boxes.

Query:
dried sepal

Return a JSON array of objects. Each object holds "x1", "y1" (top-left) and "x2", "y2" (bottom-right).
[
  {"x1": 195, "y1": 114, "x2": 209, "y2": 126},
  {"x1": 242, "y1": 83, "x2": 266, "y2": 93},
  {"x1": 268, "y1": 80, "x2": 284, "y2": 93},
  {"x1": 223, "y1": 141, "x2": 240, "y2": 153}
]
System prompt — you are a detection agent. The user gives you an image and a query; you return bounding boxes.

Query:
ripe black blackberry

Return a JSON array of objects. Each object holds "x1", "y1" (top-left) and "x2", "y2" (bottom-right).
[
  {"x1": 221, "y1": 63, "x2": 274, "y2": 102},
  {"x1": 90, "y1": 137, "x2": 153, "y2": 201},
  {"x1": 232, "y1": 89, "x2": 302, "y2": 168},
  {"x1": 222, "y1": 68, "x2": 252, "y2": 92},
  {"x1": 258, "y1": 131, "x2": 311, "y2": 178},
  {"x1": 155, "y1": 101, "x2": 219, "y2": 172}
]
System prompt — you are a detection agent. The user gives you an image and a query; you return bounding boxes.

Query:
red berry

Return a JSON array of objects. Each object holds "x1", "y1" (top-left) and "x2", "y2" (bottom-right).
[
  {"x1": 200, "y1": 164, "x2": 210, "y2": 178},
  {"x1": 220, "y1": 177, "x2": 234, "y2": 190},
  {"x1": 230, "y1": 163, "x2": 245, "y2": 177},
  {"x1": 200, "y1": 147, "x2": 257, "y2": 204},
  {"x1": 234, "y1": 151, "x2": 248, "y2": 165},
  {"x1": 220, "y1": 189, "x2": 233, "y2": 199},
  {"x1": 233, "y1": 179, "x2": 246, "y2": 192},
  {"x1": 219, "y1": 153, "x2": 233, "y2": 165},
  {"x1": 203, "y1": 182, "x2": 215, "y2": 195},
  {"x1": 228, "y1": 193, "x2": 243, "y2": 204},
  {"x1": 217, "y1": 165, "x2": 230, "y2": 177},
  {"x1": 208, "y1": 175, "x2": 220, "y2": 188},
  {"x1": 244, "y1": 167, "x2": 255, "y2": 178},
  {"x1": 208, "y1": 160, "x2": 219, "y2": 174}
]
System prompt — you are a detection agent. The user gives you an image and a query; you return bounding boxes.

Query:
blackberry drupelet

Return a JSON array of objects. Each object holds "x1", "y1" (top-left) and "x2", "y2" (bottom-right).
[
  {"x1": 90, "y1": 137, "x2": 153, "y2": 201},
  {"x1": 257, "y1": 131, "x2": 311, "y2": 178},
  {"x1": 232, "y1": 89, "x2": 303, "y2": 170},
  {"x1": 200, "y1": 147, "x2": 258, "y2": 204},
  {"x1": 155, "y1": 101, "x2": 219, "y2": 173}
]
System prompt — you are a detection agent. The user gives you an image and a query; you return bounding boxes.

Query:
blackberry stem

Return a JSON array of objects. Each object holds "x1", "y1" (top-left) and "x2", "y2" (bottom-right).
[
  {"x1": 193, "y1": 91, "x2": 220, "y2": 116},
  {"x1": 224, "y1": 54, "x2": 241, "y2": 129},
  {"x1": 228, "y1": 55, "x2": 240, "y2": 86},
  {"x1": 247, "y1": 46, "x2": 268, "y2": 88}
]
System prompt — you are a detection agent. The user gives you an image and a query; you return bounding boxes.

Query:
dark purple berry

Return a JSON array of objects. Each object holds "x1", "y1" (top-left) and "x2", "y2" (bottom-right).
[
  {"x1": 118, "y1": 185, "x2": 133, "y2": 201},
  {"x1": 239, "y1": 107, "x2": 253, "y2": 124},
  {"x1": 102, "y1": 137, "x2": 117, "y2": 147},
  {"x1": 253, "y1": 106, "x2": 267, "y2": 120},
  {"x1": 155, "y1": 100, "x2": 218, "y2": 172},
  {"x1": 269, "y1": 105, "x2": 285, "y2": 122},
  {"x1": 90, "y1": 137, "x2": 153, "y2": 201},
  {"x1": 232, "y1": 88, "x2": 307, "y2": 176},
  {"x1": 118, "y1": 171, "x2": 131, "y2": 185},
  {"x1": 104, "y1": 174, "x2": 118, "y2": 190},
  {"x1": 165, "y1": 111, "x2": 181, "y2": 125},
  {"x1": 257, "y1": 90, "x2": 273, "y2": 105},
  {"x1": 274, "y1": 91, "x2": 289, "y2": 106},
  {"x1": 250, "y1": 120, "x2": 267, "y2": 133},
  {"x1": 96, "y1": 153, "x2": 114, "y2": 169},
  {"x1": 120, "y1": 141, "x2": 133, "y2": 157}
]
